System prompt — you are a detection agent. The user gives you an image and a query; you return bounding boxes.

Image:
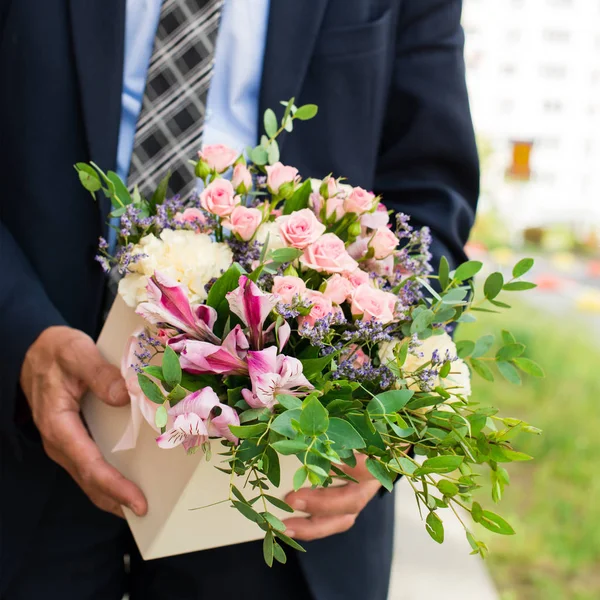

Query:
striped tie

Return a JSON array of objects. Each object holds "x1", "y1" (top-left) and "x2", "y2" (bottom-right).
[{"x1": 128, "y1": 0, "x2": 223, "y2": 199}]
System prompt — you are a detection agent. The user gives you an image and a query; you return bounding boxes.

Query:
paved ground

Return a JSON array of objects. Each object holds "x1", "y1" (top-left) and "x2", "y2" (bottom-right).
[{"x1": 389, "y1": 478, "x2": 499, "y2": 600}]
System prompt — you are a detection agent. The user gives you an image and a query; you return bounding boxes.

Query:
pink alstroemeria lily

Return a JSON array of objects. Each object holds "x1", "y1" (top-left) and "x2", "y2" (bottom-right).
[
  {"x1": 242, "y1": 346, "x2": 314, "y2": 410},
  {"x1": 226, "y1": 275, "x2": 279, "y2": 349},
  {"x1": 136, "y1": 272, "x2": 219, "y2": 343},
  {"x1": 180, "y1": 325, "x2": 249, "y2": 376},
  {"x1": 156, "y1": 387, "x2": 240, "y2": 451}
]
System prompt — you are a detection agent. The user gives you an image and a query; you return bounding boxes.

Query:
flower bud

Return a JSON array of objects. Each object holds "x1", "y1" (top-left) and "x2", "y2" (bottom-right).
[
  {"x1": 195, "y1": 159, "x2": 211, "y2": 180},
  {"x1": 348, "y1": 222, "x2": 362, "y2": 238},
  {"x1": 283, "y1": 264, "x2": 299, "y2": 277}
]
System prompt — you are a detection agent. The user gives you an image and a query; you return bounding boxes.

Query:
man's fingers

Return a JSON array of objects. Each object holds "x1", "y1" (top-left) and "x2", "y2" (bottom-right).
[
  {"x1": 60, "y1": 335, "x2": 129, "y2": 406},
  {"x1": 47, "y1": 411, "x2": 147, "y2": 516},
  {"x1": 286, "y1": 484, "x2": 368, "y2": 517},
  {"x1": 283, "y1": 515, "x2": 357, "y2": 542}
]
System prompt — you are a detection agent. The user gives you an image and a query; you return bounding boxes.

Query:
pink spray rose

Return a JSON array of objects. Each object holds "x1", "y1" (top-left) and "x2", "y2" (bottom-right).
[
  {"x1": 232, "y1": 163, "x2": 252, "y2": 193},
  {"x1": 368, "y1": 227, "x2": 399, "y2": 259},
  {"x1": 326, "y1": 196, "x2": 346, "y2": 221},
  {"x1": 200, "y1": 179, "x2": 240, "y2": 217},
  {"x1": 351, "y1": 284, "x2": 398, "y2": 324},
  {"x1": 346, "y1": 268, "x2": 371, "y2": 289},
  {"x1": 174, "y1": 208, "x2": 207, "y2": 228},
  {"x1": 276, "y1": 208, "x2": 326, "y2": 249},
  {"x1": 272, "y1": 276, "x2": 307, "y2": 304},
  {"x1": 323, "y1": 274, "x2": 354, "y2": 304},
  {"x1": 300, "y1": 233, "x2": 359, "y2": 274},
  {"x1": 309, "y1": 192, "x2": 324, "y2": 216},
  {"x1": 265, "y1": 162, "x2": 299, "y2": 193},
  {"x1": 361, "y1": 203, "x2": 390, "y2": 230},
  {"x1": 344, "y1": 187, "x2": 376, "y2": 215},
  {"x1": 226, "y1": 205, "x2": 262, "y2": 241},
  {"x1": 198, "y1": 144, "x2": 238, "y2": 173},
  {"x1": 298, "y1": 290, "x2": 337, "y2": 328}
]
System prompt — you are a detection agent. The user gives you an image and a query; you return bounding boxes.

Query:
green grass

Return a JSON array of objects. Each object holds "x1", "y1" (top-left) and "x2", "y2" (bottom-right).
[{"x1": 456, "y1": 301, "x2": 600, "y2": 600}]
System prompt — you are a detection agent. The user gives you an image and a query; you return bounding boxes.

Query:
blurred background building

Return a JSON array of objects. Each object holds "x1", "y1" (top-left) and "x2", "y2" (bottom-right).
[{"x1": 463, "y1": 0, "x2": 600, "y2": 243}]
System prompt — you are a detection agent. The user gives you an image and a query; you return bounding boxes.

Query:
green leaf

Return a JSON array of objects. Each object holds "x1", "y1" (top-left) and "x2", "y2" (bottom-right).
[
  {"x1": 471, "y1": 502, "x2": 483, "y2": 523},
  {"x1": 426, "y1": 512, "x2": 445, "y2": 544},
  {"x1": 264, "y1": 108, "x2": 278, "y2": 138},
  {"x1": 497, "y1": 361, "x2": 522, "y2": 385},
  {"x1": 273, "y1": 542, "x2": 287, "y2": 564},
  {"x1": 456, "y1": 340, "x2": 475, "y2": 358},
  {"x1": 263, "y1": 530, "x2": 274, "y2": 567},
  {"x1": 419, "y1": 455, "x2": 463, "y2": 474},
  {"x1": 251, "y1": 146, "x2": 269, "y2": 166},
  {"x1": 137, "y1": 374, "x2": 165, "y2": 404},
  {"x1": 388, "y1": 457, "x2": 417, "y2": 475},
  {"x1": 283, "y1": 179, "x2": 312, "y2": 215},
  {"x1": 232, "y1": 501, "x2": 265, "y2": 525},
  {"x1": 267, "y1": 141, "x2": 280, "y2": 165},
  {"x1": 76, "y1": 164, "x2": 102, "y2": 194},
  {"x1": 150, "y1": 172, "x2": 171, "y2": 210},
  {"x1": 271, "y1": 440, "x2": 309, "y2": 455},
  {"x1": 454, "y1": 260, "x2": 483, "y2": 282},
  {"x1": 162, "y1": 345, "x2": 182, "y2": 388},
  {"x1": 365, "y1": 458, "x2": 394, "y2": 492},
  {"x1": 411, "y1": 309, "x2": 434, "y2": 334},
  {"x1": 300, "y1": 355, "x2": 333, "y2": 381},
  {"x1": 513, "y1": 357, "x2": 545, "y2": 378},
  {"x1": 274, "y1": 530, "x2": 306, "y2": 552},
  {"x1": 106, "y1": 171, "x2": 132, "y2": 208},
  {"x1": 263, "y1": 512, "x2": 286, "y2": 532},
  {"x1": 167, "y1": 384, "x2": 187, "y2": 403},
  {"x1": 442, "y1": 287, "x2": 469, "y2": 305},
  {"x1": 501, "y1": 330, "x2": 516, "y2": 345},
  {"x1": 294, "y1": 104, "x2": 318, "y2": 120},
  {"x1": 496, "y1": 343, "x2": 525, "y2": 362},
  {"x1": 276, "y1": 394, "x2": 302, "y2": 410},
  {"x1": 326, "y1": 418, "x2": 366, "y2": 450},
  {"x1": 470, "y1": 358, "x2": 495, "y2": 382},
  {"x1": 472, "y1": 335, "x2": 495, "y2": 358},
  {"x1": 271, "y1": 409, "x2": 301, "y2": 438},
  {"x1": 438, "y1": 256, "x2": 450, "y2": 290},
  {"x1": 512, "y1": 257, "x2": 534, "y2": 279},
  {"x1": 143, "y1": 365, "x2": 164, "y2": 381},
  {"x1": 293, "y1": 466, "x2": 308, "y2": 491},
  {"x1": 264, "y1": 495, "x2": 294, "y2": 513},
  {"x1": 269, "y1": 248, "x2": 303, "y2": 263},
  {"x1": 484, "y1": 272, "x2": 504, "y2": 300},
  {"x1": 208, "y1": 263, "x2": 246, "y2": 310},
  {"x1": 229, "y1": 423, "x2": 268, "y2": 439},
  {"x1": 503, "y1": 281, "x2": 537, "y2": 292},
  {"x1": 299, "y1": 397, "x2": 329, "y2": 436},
  {"x1": 281, "y1": 97, "x2": 295, "y2": 124},
  {"x1": 437, "y1": 480, "x2": 459, "y2": 497},
  {"x1": 367, "y1": 390, "x2": 414, "y2": 416},
  {"x1": 478, "y1": 510, "x2": 516, "y2": 535},
  {"x1": 154, "y1": 404, "x2": 168, "y2": 429}
]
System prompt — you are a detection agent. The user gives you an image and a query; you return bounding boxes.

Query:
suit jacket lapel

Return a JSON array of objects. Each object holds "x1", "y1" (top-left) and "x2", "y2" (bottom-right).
[
  {"x1": 69, "y1": 0, "x2": 126, "y2": 221},
  {"x1": 259, "y1": 0, "x2": 329, "y2": 148}
]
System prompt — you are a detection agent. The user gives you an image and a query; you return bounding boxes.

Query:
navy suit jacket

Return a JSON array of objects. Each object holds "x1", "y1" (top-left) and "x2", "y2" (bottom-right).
[{"x1": 0, "y1": 0, "x2": 479, "y2": 596}]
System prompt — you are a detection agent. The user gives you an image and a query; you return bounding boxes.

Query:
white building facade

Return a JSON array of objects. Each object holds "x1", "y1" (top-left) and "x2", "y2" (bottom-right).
[{"x1": 463, "y1": 0, "x2": 600, "y2": 231}]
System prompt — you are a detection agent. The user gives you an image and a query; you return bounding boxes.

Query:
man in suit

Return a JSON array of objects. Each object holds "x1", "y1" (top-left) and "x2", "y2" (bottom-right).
[{"x1": 0, "y1": 0, "x2": 479, "y2": 598}]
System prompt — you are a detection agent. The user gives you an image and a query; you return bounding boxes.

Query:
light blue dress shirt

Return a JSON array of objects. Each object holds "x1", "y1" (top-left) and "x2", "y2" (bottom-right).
[{"x1": 117, "y1": 0, "x2": 270, "y2": 184}]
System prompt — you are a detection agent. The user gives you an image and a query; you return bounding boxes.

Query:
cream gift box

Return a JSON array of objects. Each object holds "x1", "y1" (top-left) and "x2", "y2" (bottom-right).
[{"x1": 82, "y1": 296, "x2": 302, "y2": 560}]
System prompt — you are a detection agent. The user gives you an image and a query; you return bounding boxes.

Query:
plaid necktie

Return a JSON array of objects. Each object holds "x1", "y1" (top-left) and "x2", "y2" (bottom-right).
[{"x1": 128, "y1": 0, "x2": 224, "y2": 199}]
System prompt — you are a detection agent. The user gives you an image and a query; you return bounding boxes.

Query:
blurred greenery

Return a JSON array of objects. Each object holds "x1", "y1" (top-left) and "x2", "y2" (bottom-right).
[{"x1": 456, "y1": 300, "x2": 600, "y2": 600}]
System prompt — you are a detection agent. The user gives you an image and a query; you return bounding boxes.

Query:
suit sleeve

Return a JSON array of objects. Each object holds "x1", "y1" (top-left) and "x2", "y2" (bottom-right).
[
  {"x1": 0, "y1": 222, "x2": 68, "y2": 432},
  {"x1": 374, "y1": 0, "x2": 479, "y2": 271}
]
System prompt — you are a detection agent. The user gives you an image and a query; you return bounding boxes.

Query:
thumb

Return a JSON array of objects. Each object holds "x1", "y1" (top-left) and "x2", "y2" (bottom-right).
[{"x1": 64, "y1": 338, "x2": 131, "y2": 407}]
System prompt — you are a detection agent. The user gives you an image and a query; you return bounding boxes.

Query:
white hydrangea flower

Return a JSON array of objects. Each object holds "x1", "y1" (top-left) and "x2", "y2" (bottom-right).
[{"x1": 118, "y1": 229, "x2": 233, "y2": 307}]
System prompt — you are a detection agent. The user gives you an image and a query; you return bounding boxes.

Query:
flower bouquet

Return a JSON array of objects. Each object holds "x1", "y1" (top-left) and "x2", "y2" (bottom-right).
[{"x1": 78, "y1": 99, "x2": 542, "y2": 564}]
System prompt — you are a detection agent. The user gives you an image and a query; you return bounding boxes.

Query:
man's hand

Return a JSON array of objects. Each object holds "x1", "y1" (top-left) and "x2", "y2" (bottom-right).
[
  {"x1": 20, "y1": 326, "x2": 148, "y2": 518},
  {"x1": 283, "y1": 455, "x2": 382, "y2": 541}
]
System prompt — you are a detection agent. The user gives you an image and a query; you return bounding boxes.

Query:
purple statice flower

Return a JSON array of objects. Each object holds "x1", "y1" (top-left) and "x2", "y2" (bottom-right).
[
  {"x1": 408, "y1": 334, "x2": 424, "y2": 358},
  {"x1": 333, "y1": 359, "x2": 394, "y2": 390},
  {"x1": 114, "y1": 242, "x2": 148, "y2": 274},
  {"x1": 276, "y1": 296, "x2": 314, "y2": 320},
  {"x1": 95, "y1": 255, "x2": 111, "y2": 274},
  {"x1": 394, "y1": 213, "x2": 433, "y2": 278},
  {"x1": 299, "y1": 311, "x2": 347, "y2": 348},
  {"x1": 98, "y1": 236, "x2": 109, "y2": 250},
  {"x1": 341, "y1": 319, "x2": 394, "y2": 345},
  {"x1": 227, "y1": 238, "x2": 263, "y2": 271},
  {"x1": 413, "y1": 367, "x2": 438, "y2": 392}
]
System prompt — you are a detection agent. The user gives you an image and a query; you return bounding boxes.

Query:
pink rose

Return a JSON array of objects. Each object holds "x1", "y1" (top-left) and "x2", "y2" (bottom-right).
[
  {"x1": 351, "y1": 284, "x2": 398, "y2": 324},
  {"x1": 326, "y1": 196, "x2": 345, "y2": 221},
  {"x1": 300, "y1": 233, "x2": 359, "y2": 274},
  {"x1": 361, "y1": 203, "x2": 390, "y2": 230},
  {"x1": 198, "y1": 144, "x2": 238, "y2": 173},
  {"x1": 200, "y1": 179, "x2": 240, "y2": 217},
  {"x1": 323, "y1": 274, "x2": 354, "y2": 304},
  {"x1": 232, "y1": 163, "x2": 252, "y2": 193},
  {"x1": 174, "y1": 208, "x2": 207, "y2": 227},
  {"x1": 344, "y1": 187, "x2": 376, "y2": 215},
  {"x1": 226, "y1": 205, "x2": 262, "y2": 241},
  {"x1": 298, "y1": 290, "x2": 336, "y2": 328},
  {"x1": 272, "y1": 276, "x2": 307, "y2": 304},
  {"x1": 368, "y1": 227, "x2": 399, "y2": 259},
  {"x1": 347, "y1": 268, "x2": 371, "y2": 288},
  {"x1": 309, "y1": 192, "x2": 324, "y2": 216},
  {"x1": 265, "y1": 162, "x2": 299, "y2": 193},
  {"x1": 320, "y1": 176, "x2": 340, "y2": 199},
  {"x1": 276, "y1": 208, "x2": 326, "y2": 249}
]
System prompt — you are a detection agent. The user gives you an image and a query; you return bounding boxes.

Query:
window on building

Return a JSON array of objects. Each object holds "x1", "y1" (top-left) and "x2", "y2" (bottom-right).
[{"x1": 543, "y1": 30, "x2": 571, "y2": 43}]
